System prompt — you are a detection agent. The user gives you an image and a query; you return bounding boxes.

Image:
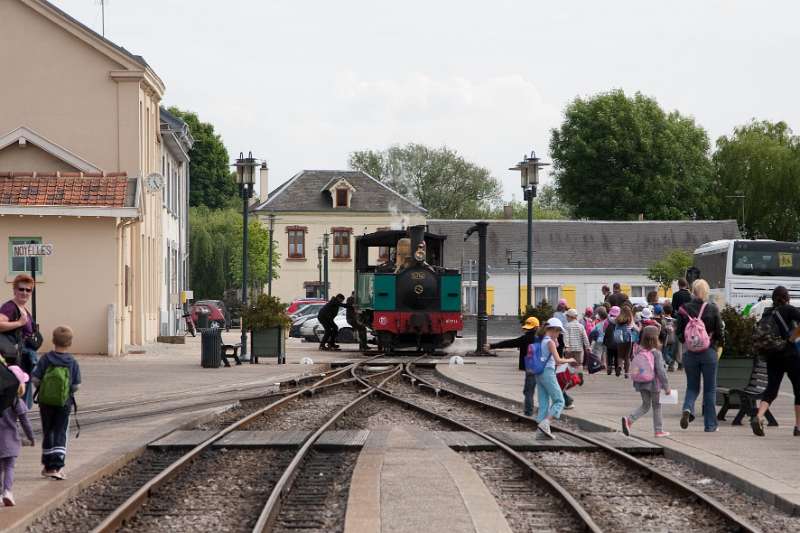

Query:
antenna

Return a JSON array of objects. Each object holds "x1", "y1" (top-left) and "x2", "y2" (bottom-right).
[{"x1": 96, "y1": 0, "x2": 108, "y2": 36}]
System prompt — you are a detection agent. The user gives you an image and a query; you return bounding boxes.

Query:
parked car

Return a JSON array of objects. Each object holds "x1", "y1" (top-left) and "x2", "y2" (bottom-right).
[
  {"x1": 287, "y1": 297, "x2": 326, "y2": 315},
  {"x1": 290, "y1": 314, "x2": 318, "y2": 338},
  {"x1": 191, "y1": 300, "x2": 228, "y2": 329},
  {"x1": 290, "y1": 303, "x2": 324, "y2": 321},
  {"x1": 299, "y1": 308, "x2": 357, "y2": 343}
]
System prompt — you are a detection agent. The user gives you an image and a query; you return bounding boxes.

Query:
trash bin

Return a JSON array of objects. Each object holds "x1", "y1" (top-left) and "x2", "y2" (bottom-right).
[
  {"x1": 196, "y1": 307, "x2": 210, "y2": 330},
  {"x1": 200, "y1": 328, "x2": 222, "y2": 368}
]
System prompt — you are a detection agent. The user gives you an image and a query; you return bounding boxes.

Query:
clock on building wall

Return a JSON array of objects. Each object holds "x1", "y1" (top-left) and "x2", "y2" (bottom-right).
[{"x1": 145, "y1": 173, "x2": 164, "y2": 192}]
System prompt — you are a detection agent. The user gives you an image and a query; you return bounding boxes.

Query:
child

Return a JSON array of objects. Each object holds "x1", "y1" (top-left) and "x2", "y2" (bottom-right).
[
  {"x1": 534, "y1": 318, "x2": 577, "y2": 439},
  {"x1": 621, "y1": 326, "x2": 671, "y2": 438},
  {"x1": 614, "y1": 306, "x2": 637, "y2": 379},
  {"x1": 31, "y1": 326, "x2": 81, "y2": 480},
  {"x1": 564, "y1": 309, "x2": 590, "y2": 372},
  {"x1": 603, "y1": 306, "x2": 621, "y2": 375},
  {"x1": 0, "y1": 365, "x2": 35, "y2": 506}
]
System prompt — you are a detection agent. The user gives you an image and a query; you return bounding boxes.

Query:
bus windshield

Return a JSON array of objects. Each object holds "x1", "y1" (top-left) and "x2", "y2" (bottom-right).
[{"x1": 732, "y1": 241, "x2": 800, "y2": 277}]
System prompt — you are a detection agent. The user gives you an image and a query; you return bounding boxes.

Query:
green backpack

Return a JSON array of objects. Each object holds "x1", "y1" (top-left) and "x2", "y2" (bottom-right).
[{"x1": 38, "y1": 365, "x2": 71, "y2": 407}]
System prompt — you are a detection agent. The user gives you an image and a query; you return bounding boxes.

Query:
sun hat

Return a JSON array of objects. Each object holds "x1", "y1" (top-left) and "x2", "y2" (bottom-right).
[
  {"x1": 566, "y1": 308, "x2": 578, "y2": 318},
  {"x1": 641, "y1": 307, "x2": 653, "y2": 319},
  {"x1": 584, "y1": 307, "x2": 594, "y2": 316},
  {"x1": 608, "y1": 306, "x2": 621, "y2": 318},
  {"x1": 558, "y1": 298, "x2": 568, "y2": 306},
  {"x1": 545, "y1": 317, "x2": 565, "y2": 331},
  {"x1": 522, "y1": 316, "x2": 540, "y2": 330},
  {"x1": 8, "y1": 365, "x2": 29, "y2": 384}
]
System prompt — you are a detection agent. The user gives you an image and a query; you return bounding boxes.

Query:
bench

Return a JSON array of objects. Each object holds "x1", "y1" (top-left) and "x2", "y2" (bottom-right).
[
  {"x1": 221, "y1": 343, "x2": 242, "y2": 367},
  {"x1": 717, "y1": 356, "x2": 778, "y2": 426}
]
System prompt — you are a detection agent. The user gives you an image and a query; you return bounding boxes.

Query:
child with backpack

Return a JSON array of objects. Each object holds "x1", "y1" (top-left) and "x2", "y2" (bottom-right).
[
  {"x1": 31, "y1": 326, "x2": 81, "y2": 480},
  {"x1": 529, "y1": 318, "x2": 577, "y2": 439},
  {"x1": 621, "y1": 326, "x2": 672, "y2": 438},
  {"x1": 614, "y1": 306, "x2": 638, "y2": 379},
  {"x1": 0, "y1": 365, "x2": 35, "y2": 506}
]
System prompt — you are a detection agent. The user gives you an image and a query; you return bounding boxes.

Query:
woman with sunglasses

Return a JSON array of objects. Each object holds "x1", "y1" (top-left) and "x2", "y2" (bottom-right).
[{"x1": 0, "y1": 274, "x2": 37, "y2": 407}]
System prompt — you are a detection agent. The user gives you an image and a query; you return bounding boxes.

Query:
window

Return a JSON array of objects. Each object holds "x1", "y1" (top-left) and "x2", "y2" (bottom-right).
[
  {"x1": 378, "y1": 246, "x2": 390, "y2": 262},
  {"x1": 533, "y1": 286, "x2": 560, "y2": 307},
  {"x1": 8, "y1": 237, "x2": 43, "y2": 275},
  {"x1": 287, "y1": 226, "x2": 306, "y2": 258},
  {"x1": 630, "y1": 285, "x2": 658, "y2": 298},
  {"x1": 333, "y1": 229, "x2": 351, "y2": 259},
  {"x1": 335, "y1": 188, "x2": 348, "y2": 207}
]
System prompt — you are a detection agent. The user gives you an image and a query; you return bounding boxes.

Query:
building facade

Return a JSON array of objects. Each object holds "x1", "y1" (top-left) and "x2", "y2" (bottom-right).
[
  {"x1": 0, "y1": 0, "x2": 180, "y2": 354},
  {"x1": 252, "y1": 170, "x2": 426, "y2": 303},
  {"x1": 427, "y1": 219, "x2": 741, "y2": 315}
]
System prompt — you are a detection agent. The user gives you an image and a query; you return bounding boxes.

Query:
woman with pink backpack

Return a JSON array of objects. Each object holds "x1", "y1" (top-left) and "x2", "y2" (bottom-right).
[
  {"x1": 621, "y1": 326, "x2": 672, "y2": 437},
  {"x1": 675, "y1": 279, "x2": 724, "y2": 432}
]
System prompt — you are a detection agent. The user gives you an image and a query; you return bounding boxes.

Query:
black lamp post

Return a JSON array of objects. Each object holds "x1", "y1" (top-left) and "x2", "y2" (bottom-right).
[
  {"x1": 510, "y1": 150, "x2": 549, "y2": 311},
  {"x1": 267, "y1": 213, "x2": 275, "y2": 296},
  {"x1": 317, "y1": 245, "x2": 323, "y2": 297},
  {"x1": 322, "y1": 233, "x2": 330, "y2": 300},
  {"x1": 233, "y1": 151, "x2": 258, "y2": 361},
  {"x1": 506, "y1": 249, "x2": 525, "y2": 317}
]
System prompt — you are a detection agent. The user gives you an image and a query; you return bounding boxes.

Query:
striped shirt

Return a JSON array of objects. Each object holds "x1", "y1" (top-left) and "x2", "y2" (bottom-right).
[{"x1": 564, "y1": 320, "x2": 590, "y2": 352}]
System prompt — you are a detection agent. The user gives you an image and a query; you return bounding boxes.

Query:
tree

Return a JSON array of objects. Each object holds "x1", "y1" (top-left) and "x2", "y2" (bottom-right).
[
  {"x1": 229, "y1": 218, "x2": 281, "y2": 294},
  {"x1": 349, "y1": 143, "x2": 503, "y2": 218},
  {"x1": 647, "y1": 249, "x2": 693, "y2": 296},
  {"x1": 168, "y1": 107, "x2": 237, "y2": 209},
  {"x1": 712, "y1": 120, "x2": 800, "y2": 240},
  {"x1": 549, "y1": 90, "x2": 714, "y2": 220},
  {"x1": 478, "y1": 184, "x2": 573, "y2": 220}
]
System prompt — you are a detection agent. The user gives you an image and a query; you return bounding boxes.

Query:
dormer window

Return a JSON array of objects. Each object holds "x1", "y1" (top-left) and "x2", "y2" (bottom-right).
[{"x1": 336, "y1": 188, "x2": 348, "y2": 207}]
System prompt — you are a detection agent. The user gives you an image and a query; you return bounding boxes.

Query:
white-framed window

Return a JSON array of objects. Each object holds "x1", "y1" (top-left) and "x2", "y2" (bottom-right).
[
  {"x1": 8, "y1": 237, "x2": 43, "y2": 276},
  {"x1": 534, "y1": 286, "x2": 560, "y2": 307},
  {"x1": 630, "y1": 285, "x2": 658, "y2": 298}
]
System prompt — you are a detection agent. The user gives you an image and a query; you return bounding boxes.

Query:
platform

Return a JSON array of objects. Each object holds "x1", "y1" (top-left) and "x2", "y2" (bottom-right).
[
  {"x1": 344, "y1": 427, "x2": 512, "y2": 533},
  {"x1": 438, "y1": 349, "x2": 800, "y2": 514}
]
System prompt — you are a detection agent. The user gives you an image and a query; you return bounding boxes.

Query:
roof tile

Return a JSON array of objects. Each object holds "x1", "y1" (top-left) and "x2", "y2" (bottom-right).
[{"x1": 0, "y1": 173, "x2": 132, "y2": 208}]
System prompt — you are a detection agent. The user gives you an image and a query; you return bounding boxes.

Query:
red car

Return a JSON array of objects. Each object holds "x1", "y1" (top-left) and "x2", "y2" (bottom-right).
[
  {"x1": 286, "y1": 298, "x2": 326, "y2": 315},
  {"x1": 190, "y1": 300, "x2": 228, "y2": 328}
]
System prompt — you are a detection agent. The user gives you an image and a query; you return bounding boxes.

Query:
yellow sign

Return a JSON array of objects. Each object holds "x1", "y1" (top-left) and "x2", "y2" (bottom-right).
[{"x1": 780, "y1": 253, "x2": 793, "y2": 268}]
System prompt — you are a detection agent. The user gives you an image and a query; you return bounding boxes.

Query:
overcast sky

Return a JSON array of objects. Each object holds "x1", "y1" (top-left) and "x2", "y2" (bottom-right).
[{"x1": 52, "y1": 0, "x2": 800, "y2": 201}]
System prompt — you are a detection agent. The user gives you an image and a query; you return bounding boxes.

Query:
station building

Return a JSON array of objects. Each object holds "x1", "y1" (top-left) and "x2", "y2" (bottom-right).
[
  {"x1": 252, "y1": 169, "x2": 426, "y2": 303},
  {"x1": 427, "y1": 219, "x2": 741, "y2": 315},
  {"x1": 0, "y1": 0, "x2": 189, "y2": 354}
]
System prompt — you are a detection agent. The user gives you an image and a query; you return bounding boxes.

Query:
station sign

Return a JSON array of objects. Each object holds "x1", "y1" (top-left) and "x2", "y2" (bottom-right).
[{"x1": 12, "y1": 243, "x2": 54, "y2": 257}]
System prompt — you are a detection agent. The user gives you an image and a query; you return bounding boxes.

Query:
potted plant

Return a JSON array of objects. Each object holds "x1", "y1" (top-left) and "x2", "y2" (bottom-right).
[
  {"x1": 717, "y1": 305, "x2": 757, "y2": 399},
  {"x1": 242, "y1": 294, "x2": 291, "y2": 363}
]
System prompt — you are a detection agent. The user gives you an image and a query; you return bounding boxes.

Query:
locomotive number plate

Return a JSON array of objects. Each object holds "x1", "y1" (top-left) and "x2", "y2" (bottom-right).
[
  {"x1": 414, "y1": 284, "x2": 424, "y2": 294},
  {"x1": 411, "y1": 272, "x2": 426, "y2": 280}
]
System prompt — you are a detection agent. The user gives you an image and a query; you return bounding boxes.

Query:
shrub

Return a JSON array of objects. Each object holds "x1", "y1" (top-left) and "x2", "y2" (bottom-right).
[
  {"x1": 242, "y1": 294, "x2": 291, "y2": 330},
  {"x1": 523, "y1": 299, "x2": 554, "y2": 327},
  {"x1": 720, "y1": 305, "x2": 756, "y2": 359}
]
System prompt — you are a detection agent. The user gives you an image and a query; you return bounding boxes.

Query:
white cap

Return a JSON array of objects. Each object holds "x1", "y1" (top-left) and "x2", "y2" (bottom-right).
[
  {"x1": 545, "y1": 317, "x2": 565, "y2": 331},
  {"x1": 566, "y1": 308, "x2": 578, "y2": 318},
  {"x1": 641, "y1": 307, "x2": 653, "y2": 319}
]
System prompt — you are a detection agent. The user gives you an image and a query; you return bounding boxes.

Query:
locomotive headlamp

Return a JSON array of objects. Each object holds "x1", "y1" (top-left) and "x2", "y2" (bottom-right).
[{"x1": 414, "y1": 247, "x2": 426, "y2": 262}]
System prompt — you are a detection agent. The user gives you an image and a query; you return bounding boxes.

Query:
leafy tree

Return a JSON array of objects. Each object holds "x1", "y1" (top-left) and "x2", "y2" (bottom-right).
[
  {"x1": 550, "y1": 90, "x2": 714, "y2": 220},
  {"x1": 189, "y1": 221, "x2": 224, "y2": 300},
  {"x1": 167, "y1": 107, "x2": 237, "y2": 209},
  {"x1": 712, "y1": 120, "x2": 800, "y2": 240},
  {"x1": 229, "y1": 218, "x2": 281, "y2": 294},
  {"x1": 478, "y1": 184, "x2": 573, "y2": 220},
  {"x1": 349, "y1": 143, "x2": 503, "y2": 218},
  {"x1": 647, "y1": 249, "x2": 693, "y2": 296}
]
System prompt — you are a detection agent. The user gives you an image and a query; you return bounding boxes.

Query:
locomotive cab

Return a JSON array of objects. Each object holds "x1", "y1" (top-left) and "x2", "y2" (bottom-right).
[{"x1": 354, "y1": 225, "x2": 462, "y2": 352}]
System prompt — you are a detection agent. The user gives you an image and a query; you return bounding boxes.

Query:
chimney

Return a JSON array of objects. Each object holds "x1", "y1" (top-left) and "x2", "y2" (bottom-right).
[
  {"x1": 503, "y1": 204, "x2": 513, "y2": 219},
  {"x1": 258, "y1": 162, "x2": 269, "y2": 203}
]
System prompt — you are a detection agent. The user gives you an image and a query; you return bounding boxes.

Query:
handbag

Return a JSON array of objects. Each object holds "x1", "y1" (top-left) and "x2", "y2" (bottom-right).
[{"x1": 0, "y1": 303, "x2": 24, "y2": 362}]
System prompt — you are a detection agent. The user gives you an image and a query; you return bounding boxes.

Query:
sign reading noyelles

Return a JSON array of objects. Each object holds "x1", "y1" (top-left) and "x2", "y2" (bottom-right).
[{"x1": 12, "y1": 243, "x2": 54, "y2": 257}]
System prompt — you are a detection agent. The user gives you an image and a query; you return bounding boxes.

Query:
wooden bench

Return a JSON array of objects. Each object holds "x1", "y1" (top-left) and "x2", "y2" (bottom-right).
[
  {"x1": 221, "y1": 343, "x2": 242, "y2": 367},
  {"x1": 717, "y1": 356, "x2": 778, "y2": 426}
]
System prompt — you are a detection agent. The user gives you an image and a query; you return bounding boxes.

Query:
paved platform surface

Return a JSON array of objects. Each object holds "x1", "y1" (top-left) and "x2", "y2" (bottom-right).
[
  {"x1": 2, "y1": 334, "x2": 345, "y2": 531},
  {"x1": 344, "y1": 427, "x2": 511, "y2": 533},
  {"x1": 439, "y1": 349, "x2": 800, "y2": 513}
]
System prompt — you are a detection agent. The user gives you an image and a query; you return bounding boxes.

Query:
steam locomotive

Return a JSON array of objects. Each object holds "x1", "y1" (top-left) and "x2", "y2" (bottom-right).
[{"x1": 353, "y1": 225, "x2": 463, "y2": 352}]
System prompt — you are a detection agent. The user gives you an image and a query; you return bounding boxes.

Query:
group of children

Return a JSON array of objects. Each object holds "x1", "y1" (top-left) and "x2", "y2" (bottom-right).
[{"x1": 1, "y1": 326, "x2": 80, "y2": 507}]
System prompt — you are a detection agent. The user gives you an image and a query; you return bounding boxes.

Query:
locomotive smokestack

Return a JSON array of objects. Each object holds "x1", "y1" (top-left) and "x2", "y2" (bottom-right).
[{"x1": 409, "y1": 225, "x2": 425, "y2": 253}]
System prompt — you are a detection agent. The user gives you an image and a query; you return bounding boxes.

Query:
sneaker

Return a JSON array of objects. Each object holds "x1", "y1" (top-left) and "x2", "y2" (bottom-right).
[
  {"x1": 563, "y1": 404, "x2": 575, "y2": 410},
  {"x1": 331, "y1": 344, "x2": 341, "y2": 350},
  {"x1": 621, "y1": 416, "x2": 632, "y2": 436},
  {"x1": 48, "y1": 469, "x2": 66, "y2": 480},
  {"x1": 667, "y1": 364, "x2": 676, "y2": 372},
  {"x1": 751, "y1": 416, "x2": 765, "y2": 437},
  {"x1": 615, "y1": 367, "x2": 621, "y2": 377},
  {"x1": 606, "y1": 368, "x2": 613, "y2": 376},
  {"x1": 624, "y1": 373, "x2": 629, "y2": 379},
  {"x1": 41, "y1": 468, "x2": 50, "y2": 478},
  {"x1": 794, "y1": 427, "x2": 800, "y2": 437},
  {"x1": 704, "y1": 427, "x2": 719, "y2": 433},
  {"x1": 577, "y1": 373, "x2": 585, "y2": 386},
  {"x1": 2, "y1": 490, "x2": 14, "y2": 507},
  {"x1": 537, "y1": 421, "x2": 555, "y2": 439},
  {"x1": 680, "y1": 410, "x2": 693, "y2": 429},
  {"x1": 654, "y1": 431, "x2": 671, "y2": 438},
  {"x1": 318, "y1": 345, "x2": 329, "y2": 351}
]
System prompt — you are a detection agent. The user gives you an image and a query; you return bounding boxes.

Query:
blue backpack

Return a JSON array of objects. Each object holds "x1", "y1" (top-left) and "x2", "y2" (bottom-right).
[
  {"x1": 525, "y1": 338, "x2": 552, "y2": 375},
  {"x1": 613, "y1": 324, "x2": 632, "y2": 345}
]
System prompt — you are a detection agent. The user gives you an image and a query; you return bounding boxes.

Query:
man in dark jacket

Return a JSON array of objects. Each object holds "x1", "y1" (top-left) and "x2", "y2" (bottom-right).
[
  {"x1": 486, "y1": 316, "x2": 540, "y2": 416},
  {"x1": 606, "y1": 283, "x2": 630, "y2": 308},
  {"x1": 345, "y1": 292, "x2": 368, "y2": 351},
  {"x1": 317, "y1": 294, "x2": 346, "y2": 350},
  {"x1": 670, "y1": 278, "x2": 693, "y2": 370}
]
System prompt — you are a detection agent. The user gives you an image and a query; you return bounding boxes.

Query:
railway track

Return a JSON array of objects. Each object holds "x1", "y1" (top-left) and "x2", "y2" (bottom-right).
[{"x1": 401, "y1": 363, "x2": 761, "y2": 533}]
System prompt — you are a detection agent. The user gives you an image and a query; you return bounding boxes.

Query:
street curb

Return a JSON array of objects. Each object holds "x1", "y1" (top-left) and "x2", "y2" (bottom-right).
[{"x1": 433, "y1": 365, "x2": 800, "y2": 517}]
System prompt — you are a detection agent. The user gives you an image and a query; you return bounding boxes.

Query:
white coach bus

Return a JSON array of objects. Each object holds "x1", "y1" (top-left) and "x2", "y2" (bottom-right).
[{"x1": 691, "y1": 239, "x2": 800, "y2": 310}]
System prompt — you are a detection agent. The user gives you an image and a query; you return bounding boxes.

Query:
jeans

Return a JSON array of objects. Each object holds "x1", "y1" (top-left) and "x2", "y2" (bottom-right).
[
  {"x1": 21, "y1": 348, "x2": 37, "y2": 409},
  {"x1": 319, "y1": 318, "x2": 338, "y2": 347},
  {"x1": 523, "y1": 372, "x2": 536, "y2": 416},
  {"x1": 682, "y1": 347, "x2": 718, "y2": 431},
  {"x1": 662, "y1": 343, "x2": 675, "y2": 366},
  {"x1": 0, "y1": 457, "x2": 15, "y2": 492},
  {"x1": 535, "y1": 367, "x2": 564, "y2": 422},
  {"x1": 40, "y1": 403, "x2": 72, "y2": 470},
  {"x1": 629, "y1": 390, "x2": 663, "y2": 433}
]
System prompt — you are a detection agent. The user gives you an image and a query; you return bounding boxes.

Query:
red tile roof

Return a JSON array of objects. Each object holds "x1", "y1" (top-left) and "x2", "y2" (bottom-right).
[{"x1": 0, "y1": 172, "x2": 133, "y2": 208}]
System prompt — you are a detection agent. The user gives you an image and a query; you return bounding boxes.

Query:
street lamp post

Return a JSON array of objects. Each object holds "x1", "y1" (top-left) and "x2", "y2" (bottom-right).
[
  {"x1": 233, "y1": 151, "x2": 258, "y2": 361},
  {"x1": 317, "y1": 245, "x2": 323, "y2": 297},
  {"x1": 510, "y1": 151, "x2": 549, "y2": 311},
  {"x1": 506, "y1": 249, "x2": 525, "y2": 317},
  {"x1": 322, "y1": 233, "x2": 330, "y2": 300},
  {"x1": 267, "y1": 213, "x2": 275, "y2": 296}
]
